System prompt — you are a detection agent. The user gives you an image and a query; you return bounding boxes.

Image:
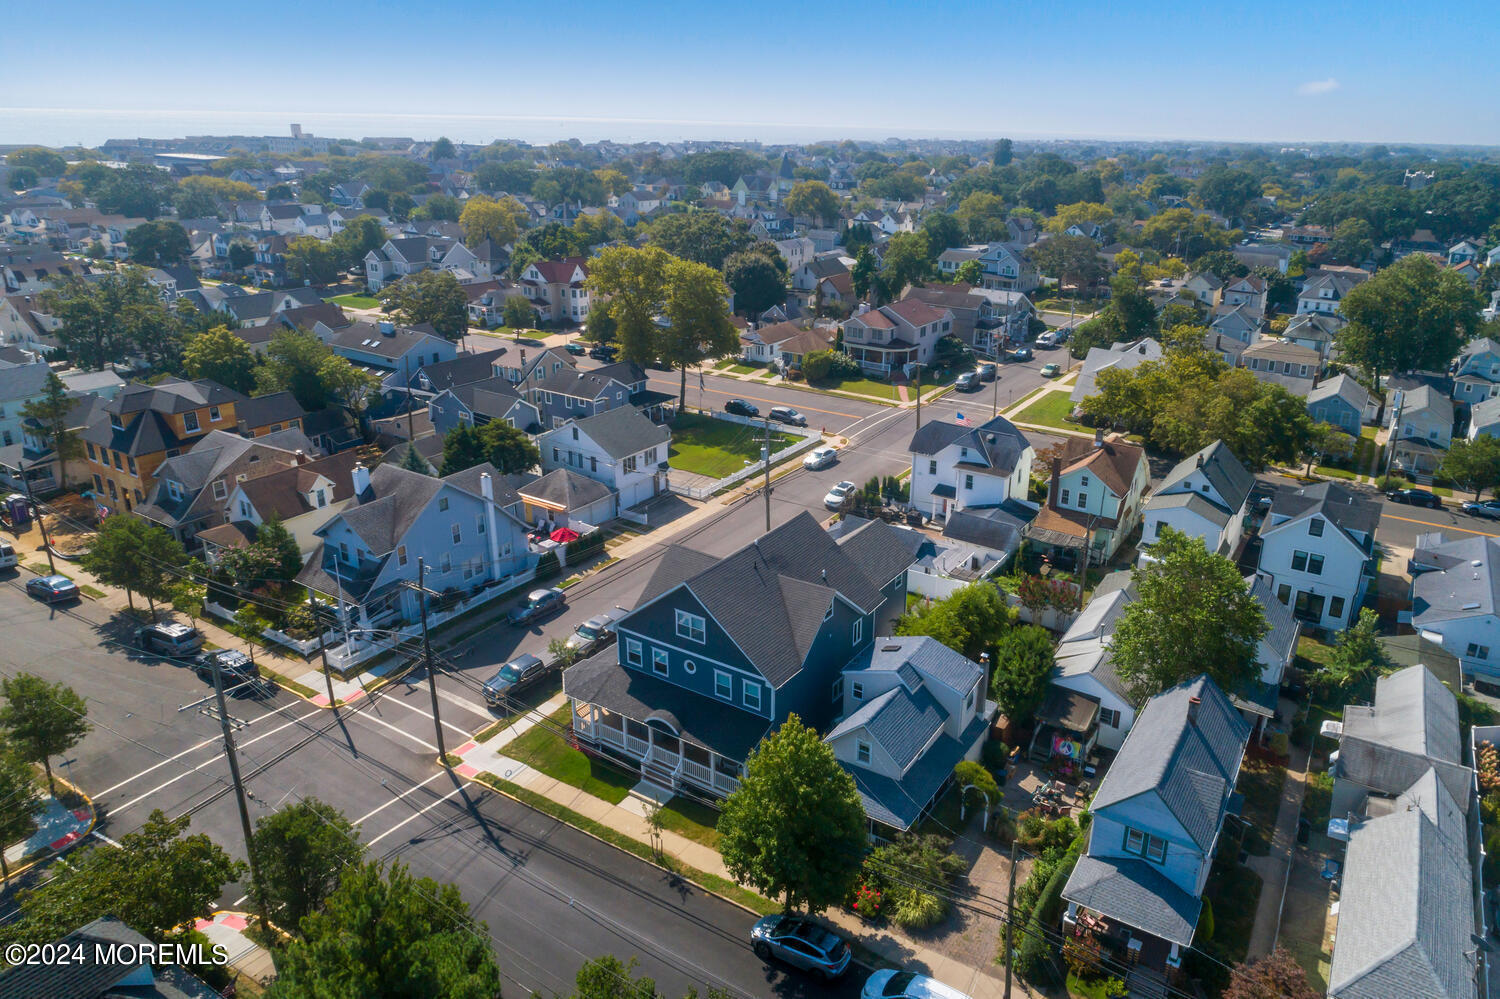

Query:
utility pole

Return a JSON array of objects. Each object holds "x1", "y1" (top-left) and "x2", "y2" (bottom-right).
[
  {"x1": 992, "y1": 372, "x2": 1001, "y2": 418},
  {"x1": 1003, "y1": 838, "x2": 1018, "y2": 999},
  {"x1": 913, "y1": 362, "x2": 922, "y2": 429},
  {"x1": 403, "y1": 354, "x2": 415, "y2": 443},
  {"x1": 762, "y1": 415, "x2": 772, "y2": 532},
  {"x1": 20, "y1": 464, "x2": 54, "y2": 574},
  {"x1": 416, "y1": 558, "x2": 449, "y2": 764},
  {"x1": 312, "y1": 594, "x2": 336, "y2": 709},
  {"x1": 208, "y1": 652, "x2": 271, "y2": 939}
]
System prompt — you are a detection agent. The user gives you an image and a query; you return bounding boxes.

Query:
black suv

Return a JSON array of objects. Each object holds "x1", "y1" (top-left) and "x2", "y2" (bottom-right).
[
  {"x1": 1386, "y1": 487, "x2": 1442, "y2": 509},
  {"x1": 193, "y1": 649, "x2": 261, "y2": 689},
  {"x1": 724, "y1": 399, "x2": 759, "y2": 417},
  {"x1": 589, "y1": 344, "x2": 618, "y2": 361}
]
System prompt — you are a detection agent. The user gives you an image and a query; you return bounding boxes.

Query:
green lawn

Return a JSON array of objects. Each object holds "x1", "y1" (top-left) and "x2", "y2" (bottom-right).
[
  {"x1": 726, "y1": 363, "x2": 758, "y2": 375},
  {"x1": 1013, "y1": 391, "x2": 1077, "y2": 431},
  {"x1": 1236, "y1": 757, "x2": 1287, "y2": 856},
  {"x1": 1315, "y1": 464, "x2": 1359, "y2": 480},
  {"x1": 654, "y1": 796, "x2": 722, "y2": 849},
  {"x1": 668, "y1": 413, "x2": 796, "y2": 478},
  {"x1": 329, "y1": 293, "x2": 379, "y2": 309},
  {"x1": 502, "y1": 706, "x2": 636, "y2": 804},
  {"x1": 755, "y1": 369, "x2": 776, "y2": 379},
  {"x1": 808, "y1": 376, "x2": 900, "y2": 400}
]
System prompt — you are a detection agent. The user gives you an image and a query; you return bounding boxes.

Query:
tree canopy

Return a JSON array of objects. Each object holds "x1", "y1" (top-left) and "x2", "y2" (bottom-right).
[
  {"x1": 459, "y1": 194, "x2": 529, "y2": 248},
  {"x1": 40, "y1": 269, "x2": 182, "y2": 372},
  {"x1": 126, "y1": 220, "x2": 190, "y2": 265},
  {"x1": 723, "y1": 248, "x2": 786, "y2": 317},
  {"x1": 1337, "y1": 254, "x2": 1480, "y2": 385},
  {"x1": 1441, "y1": 434, "x2": 1500, "y2": 501},
  {"x1": 0, "y1": 673, "x2": 89, "y2": 796},
  {"x1": 989, "y1": 624, "x2": 1056, "y2": 721},
  {"x1": 645, "y1": 212, "x2": 752, "y2": 270},
  {"x1": 717, "y1": 714, "x2": 866, "y2": 914},
  {"x1": 895, "y1": 583, "x2": 1017, "y2": 664},
  {"x1": 378, "y1": 270, "x2": 469, "y2": 339},
  {"x1": 251, "y1": 798, "x2": 366, "y2": 935},
  {"x1": 80, "y1": 515, "x2": 189, "y2": 615},
  {"x1": 183, "y1": 325, "x2": 259, "y2": 394}
]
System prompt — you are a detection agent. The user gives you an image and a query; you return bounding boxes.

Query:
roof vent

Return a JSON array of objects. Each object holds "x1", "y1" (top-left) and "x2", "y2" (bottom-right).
[
  {"x1": 1463, "y1": 602, "x2": 1482, "y2": 610},
  {"x1": 882, "y1": 644, "x2": 902, "y2": 652}
]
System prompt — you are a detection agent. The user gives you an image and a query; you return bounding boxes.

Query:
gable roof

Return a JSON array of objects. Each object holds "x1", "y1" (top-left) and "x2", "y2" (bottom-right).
[
  {"x1": 1155, "y1": 440, "x2": 1253, "y2": 513},
  {"x1": 549, "y1": 407, "x2": 670, "y2": 460},
  {"x1": 847, "y1": 635, "x2": 983, "y2": 695},
  {"x1": 1055, "y1": 435, "x2": 1146, "y2": 498},
  {"x1": 1089, "y1": 676, "x2": 1249, "y2": 849},
  {"x1": 1265, "y1": 480, "x2": 1380, "y2": 541},
  {"x1": 1308, "y1": 372, "x2": 1372, "y2": 411},
  {"x1": 907, "y1": 413, "x2": 1031, "y2": 476},
  {"x1": 517, "y1": 467, "x2": 613, "y2": 509},
  {"x1": 835, "y1": 517, "x2": 922, "y2": 587},
  {"x1": 1411, "y1": 534, "x2": 1500, "y2": 627},
  {"x1": 416, "y1": 347, "x2": 508, "y2": 392}
]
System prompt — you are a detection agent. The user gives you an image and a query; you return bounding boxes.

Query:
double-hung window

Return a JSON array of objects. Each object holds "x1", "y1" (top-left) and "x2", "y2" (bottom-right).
[
  {"x1": 856, "y1": 740, "x2": 871, "y2": 765},
  {"x1": 651, "y1": 648, "x2": 669, "y2": 677},
  {"x1": 852, "y1": 617, "x2": 863, "y2": 645},
  {"x1": 1124, "y1": 827, "x2": 1167, "y2": 864},
  {"x1": 675, "y1": 609, "x2": 705, "y2": 643},
  {"x1": 625, "y1": 639, "x2": 643, "y2": 667},
  {"x1": 742, "y1": 683, "x2": 761, "y2": 710},
  {"x1": 713, "y1": 669, "x2": 732, "y2": 700}
]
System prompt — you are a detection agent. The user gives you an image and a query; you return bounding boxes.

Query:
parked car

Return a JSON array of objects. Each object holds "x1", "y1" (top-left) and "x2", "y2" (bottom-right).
[
  {"x1": 1036, "y1": 331, "x2": 1059, "y2": 348},
  {"x1": 1040, "y1": 362, "x2": 1062, "y2": 377},
  {"x1": 135, "y1": 622, "x2": 205, "y2": 659},
  {"x1": 588, "y1": 344, "x2": 617, "y2": 361},
  {"x1": 824, "y1": 480, "x2": 857, "y2": 509},
  {"x1": 26, "y1": 574, "x2": 78, "y2": 603},
  {"x1": 802, "y1": 445, "x2": 838, "y2": 470},
  {"x1": 193, "y1": 649, "x2": 260, "y2": 688},
  {"x1": 1009, "y1": 346, "x2": 1033, "y2": 361},
  {"x1": 769, "y1": 406, "x2": 807, "y2": 427},
  {"x1": 565, "y1": 606, "x2": 630, "y2": 655},
  {"x1": 1463, "y1": 499, "x2": 1500, "y2": 520},
  {"x1": 508, "y1": 587, "x2": 566, "y2": 626},
  {"x1": 482, "y1": 653, "x2": 549, "y2": 706},
  {"x1": 862, "y1": 970, "x2": 973, "y2": 999},
  {"x1": 750, "y1": 915, "x2": 851, "y2": 981},
  {"x1": 0, "y1": 541, "x2": 16, "y2": 570},
  {"x1": 564, "y1": 342, "x2": 587, "y2": 356},
  {"x1": 1386, "y1": 487, "x2": 1442, "y2": 509},
  {"x1": 724, "y1": 399, "x2": 759, "y2": 418},
  {"x1": 954, "y1": 371, "x2": 980, "y2": 392},
  {"x1": 977, "y1": 362, "x2": 997, "y2": 381}
]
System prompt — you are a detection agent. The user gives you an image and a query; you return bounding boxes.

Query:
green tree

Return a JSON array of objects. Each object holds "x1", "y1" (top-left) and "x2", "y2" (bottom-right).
[
  {"x1": 182, "y1": 326, "x2": 258, "y2": 395},
  {"x1": 851, "y1": 246, "x2": 880, "y2": 302},
  {"x1": 398, "y1": 443, "x2": 431, "y2": 474},
  {"x1": 440, "y1": 423, "x2": 490, "y2": 476},
  {"x1": 501, "y1": 294, "x2": 535, "y2": 329},
  {"x1": 259, "y1": 330, "x2": 334, "y2": 411},
  {"x1": 227, "y1": 240, "x2": 255, "y2": 271},
  {"x1": 251, "y1": 798, "x2": 365, "y2": 935},
  {"x1": 9, "y1": 164, "x2": 41, "y2": 189},
  {"x1": 717, "y1": 715, "x2": 866, "y2": 914},
  {"x1": 317, "y1": 354, "x2": 381, "y2": 440},
  {"x1": 723, "y1": 249, "x2": 785, "y2": 316},
  {"x1": 20, "y1": 372, "x2": 83, "y2": 489},
  {"x1": 955, "y1": 191, "x2": 1009, "y2": 242},
  {"x1": 1110, "y1": 527, "x2": 1267, "y2": 701},
  {"x1": 0, "y1": 674, "x2": 89, "y2": 796},
  {"x1": 989, "y1": 624, "x2": 1056, "y2": 721},
  {"x1": 7, "y1": 146, "x2": 67, "y2": 177},
  {"x1": 1302, "y1": 421, "x2": 1354, "y2": 476},
  {"x1": 992, "y1": 138, "x2": 1013, "y2": 166},
  {"x1": 1030, "y1": 233, "x2": 1108, "y2": 297},
  {"x1": 662, "y1": 257, "x2": 739, "y2": 408},
  {"x1": 895, "y1": 583, "x2": 1017, "y2": 663},
  {"x1": 378, "y1": 270, "x2": 469, "y2": 339},
  {"x1": 1223, "y1": 947, "x2": 1321, "y2": 999},
  {"x1": 784, "y1": 181, "x2": 840, "y2": 226},
  {"x1": 222, "y1": 515, "x2": 304, "y2": 589},
  {"x1": 587, "y1": 245, "x2": 672, "y2": 366},
  {"x1": 1440, "y1": 433, "x2": 1500, "y2": 500},
  {"x1": 126, "y1": 220, "x2": 190, "y2": 265},
  {"x1": 1337, "y1": 255, "x2": 1481, "y2": 393},
  {"x1": 880, "y1": 231, "x2": 931, "y2": 297},
  {"x1": 80, "y1": 515, "x2": 188, "y2": 614},
  {"x1": 459, "y1": 194, "x2": 528, "y2": 248},
  {"x1": 40, "y1": 269, "x2": 176, "y2": 372},
  {"x1": 571, "y1": 955, "x2": 663, "y2": 999},
  {"x1": 954, "y1": 258, "x2": 982, "y2": 286},
  {"x1": 267, "y1": 860, "x2": 502, "y2": 999},
  {"x1": 480, "y1": 420, "x2": 541, "y2": 474},
  {"x1": 4, "y1": 810, "x2": 242, "y2": 945},
  {"x1": 1316, "y1": 608, "x2": 1388, "y2": 693},
  {"x1": 284, "y1": 236, "x2": 344, "y2": 285},
  {"x1": 429, "y1": 136, "x2": 457, "y2": 161},
  {"x1": 1193, "y1": 167, "x2": 1263, "y2": 217},
  {"x1": 920, "y1": 211, "x2": 965, "y2": 261},
  {"x1": 330, "y1": 215, "x2": 386, "y2": 267},
  {"x1": 1326, "y1": 218, "x2": 1375, "y2": 265},
  {"x1": 0, "y1": 743, "x2": 39, "y2": 880},
  {"x1": 646, "y1": 212, "x2": 752, "y2": 270},
  {"x1": 97, "y1": 162, "x2": 173, "y2": 218}
]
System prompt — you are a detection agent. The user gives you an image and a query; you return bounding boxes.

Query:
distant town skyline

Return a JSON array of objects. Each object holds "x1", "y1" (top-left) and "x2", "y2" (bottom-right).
[{"x1": 4, "y1": 0, "x2": 1496, "y2": 149}]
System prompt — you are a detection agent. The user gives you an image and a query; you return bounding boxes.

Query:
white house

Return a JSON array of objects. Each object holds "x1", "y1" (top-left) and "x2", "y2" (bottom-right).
[
  {"x1": 1409, "y1": 533, "x2": 1500, "y2": 679},
  {"x1": 1296, "y1": 271, "x2": 1362, "y2": 323},
  {"x1": 1140, "y1": 440, "x2": 1253, "y2": 558},
  {"x1": 906, "y1": 414, "x2": 1034, "y2": 521},
  {"x1": 1257, "y1": 481, "x2": 1378, "y2": 632},
  {"x1": 536, "y1": 407, "x2": 672, "y2": 516},
  {"x1": 1389, "y1": 385, "x2": 1455, "y2": 476},
  {"x1": 841, "y1": 299, "x2": 954, "y2": 376},
  {"x1": 1452, "y1": 337, "x2": 1500, "y2": 408},
  {"x1": 1049, "y1": 576, "x2": 1139, "y2": 752},
  {"x1": 1071, "y1": 339, "x2": 1162, "y2": 410}
]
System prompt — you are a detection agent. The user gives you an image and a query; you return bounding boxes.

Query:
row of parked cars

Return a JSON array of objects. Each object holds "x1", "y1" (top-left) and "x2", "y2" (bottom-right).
[
  {"x1": 750, "y1": 914, "x2": 970, "y2": 999},
  {"x1": 723, "y1": 399, "x2": 809, "y2": 426}
]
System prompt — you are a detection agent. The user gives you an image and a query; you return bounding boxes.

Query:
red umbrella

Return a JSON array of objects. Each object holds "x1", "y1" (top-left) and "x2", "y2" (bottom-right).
[{"x1": 550, "y1": 527, "x2": 581, "y2": 543}]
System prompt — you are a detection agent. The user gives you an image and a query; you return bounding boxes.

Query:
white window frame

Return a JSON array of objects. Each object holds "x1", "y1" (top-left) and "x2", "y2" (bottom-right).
[
  {"x1": 713, "y1": 669, "x2": 733, "y2": 700},
  {"x1": 675, "y1": 609, "x2": 706, "y2": 643},
  {"x1": 651, "y1": 648, "x2": 669, "y2": 677},
  {"x1": 742, "y1": 683, "x2": 761, "y2": 711},
  {"x1": 856, "y1": 740, "x2": 871, "y2": 765},
  {"x1": 625, "y1": 638, "x2": 643, "y2": 667},
  {"x1": 851, "y1": 617, "x2": 862, "y2": 646}
]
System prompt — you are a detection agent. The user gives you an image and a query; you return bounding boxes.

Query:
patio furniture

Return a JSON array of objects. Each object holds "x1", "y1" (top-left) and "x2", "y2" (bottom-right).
[{"x1": 1321, "y1": 858, "x2": 1342, "y2": 881}]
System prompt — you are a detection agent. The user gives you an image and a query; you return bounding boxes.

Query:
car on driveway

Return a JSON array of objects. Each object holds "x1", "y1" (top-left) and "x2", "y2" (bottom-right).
[
  {"x1": 564, "y1": 342, "x2": 587, "y2": 355},
  {"x1": 1009, "y1": 346, "x2": 1032, "y2": 361},
  {"x1": 0, "y1": 541, "x2": 16, "y2": 570},
  {"x1": 769, "y1": 406, "x2": 807, "y2": 427},
  {"x1": 26, "y1": 574, "x2": 78, "y2": 603},
  {"x1": 1036, "y1": 331, "x2": 1059, "y2": 348},
  {"x1": 1463, "y1": 499, "x2": 1500, "y2": 519},
  {"x1": 1386, "y1": 487, "x2": 1442, "y2": 509},
  {"x1": 824, "y1": 480, "x2": 856, "y2": 509},
  {"x1": 724, "y1": 399, "x2": 759, "y2": 418},
  {"x1": 508, "y1": 587, "x2": 566, "y2": 626},
  {"x1": 1040, "y1": 362, "x2": 1062, "y2": 377},
  {"x1": 135, "y1": 622, "x2": 205, "y2": 659},
  {"x1": 803, "y1": 445, "x2": 838, "y2": 470},
  {"x1": 482, "y1": 653, "x2": 549, "y2": 706},
  {"x1": 750, "y1": 915, "x2": 851, "y2": 981},
  {"x1": 193, "y1": 649, "x2": 260, "y2": 689},
  {"x1": 955, "y1": 371, "x2": 980, "y2": 392},
  {"x1": 862, "y1": 970, "x2": 973, "y2": 999},
  {"x1": 565, "y1": 606, "x2": 630, "y2": 656}
]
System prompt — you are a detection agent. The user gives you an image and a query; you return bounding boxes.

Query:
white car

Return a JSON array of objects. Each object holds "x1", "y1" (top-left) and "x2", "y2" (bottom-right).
[
  {"x1": 824, "y1": 480, "x2": 857, "y2": 509},
  {"x1": 862, "y1": 970, "x2": 974, "y2": 999},
  {"x1": 1036, "y1": 330, "x2": 1059, "y2": 347},
  {"x1": 803, "y1": 446, "x2": 838, "y2": 470}
]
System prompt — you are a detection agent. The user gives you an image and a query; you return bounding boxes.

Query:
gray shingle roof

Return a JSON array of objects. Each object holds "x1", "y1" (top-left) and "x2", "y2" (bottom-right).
[
  {"x1": 1089, "y1": 676, "x2": 1250, "y2": 850},
  {"x1": 1343, "y1": 665, "x2": 1461, "y2": 764},
  {"x1": 828, "y1": 684, "x2": 946, "y2": 770},
  {"x1": 1248, "y1": 575, "x2": 1299, "y2": 665},
  {"x1": 1307, "y1": 372, "x2": 1371, "y2": 411},
  {"x1": 848, "y1": 636, "x2": 983, "y2": 696},
  {"x1": 940, "y1": 503, "x2": 1032, "y2": 553},
  {"x1": 1266, "y1": 480, "x2": 1380, "y2": 541},
  {"x1": 840, "y1": 711, "x2": 990, "y2": 831},
  {"x1": 1062, "y1": 855, "x2": 1202, "y2": 948},
  {"x1": 1143, "y1": 489, "x2": 1233, "y2": 527},
  {"x1": 553, "y1": 407, "x2": 670, "y2": 461},
  {"x1": 1154, "y1": 440, "x2": 1253, "y2": 513},
  {"x1": 1412, "y1": 535, "x2": 1500, "y2": 627},
  {"x1": 0, "y1": 360, "x2": 49, "y2": 403},
  {"x1": 906, "y1": 414, "x2": 1030, "y2": 476},
  {"x1": 835, "y1": 517, "x2": 922, "y2": 587},
  {"x1": 518, "y1": 467, "x2": 613, "y2": 509}
]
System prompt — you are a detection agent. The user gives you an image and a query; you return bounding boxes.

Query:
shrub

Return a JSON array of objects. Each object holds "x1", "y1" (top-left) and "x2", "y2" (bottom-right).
[
  {"x1": 565, "y1": 531, "x2": 606, "y2": 561},
  {"x1": 1015, "y1": 852, "x2": 1077, "y2": 982},
  {"x1": 889, "y1": 889, "x2": 945, "y2": 929},
  {"x1": 1198, "y1": 897, "x2": 1215, "y2": 942},
  {"x1": 1374, "y1": 474, "x2": 1403, "y2": 491},
  {"x1": 982, "y1": 740, "x2": 1011, "y2": 773},
  {"x1": 955, "y1": 760, "x2": 999, "y2": 800},
  {"x1": 826, "y1": 350, "x2": 862, "y2": 379},
  {"x1": 535, "y1": 550, "x2": 560, "y2": 579},
  {"x1": 989, "y1": 807, "x2": 1016, "y2": 844},
  {"x1": 859, "y1": 833, "x2": 965, "y2": 930}
]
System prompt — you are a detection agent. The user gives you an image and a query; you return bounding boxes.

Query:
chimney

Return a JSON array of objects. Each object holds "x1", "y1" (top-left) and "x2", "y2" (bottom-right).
[
  {"x1": 1093, "y1": 427, "x2": 1105, "y2": 449},
  {"x1": 1187, "y1": 695, "x2": 1202, "y2": 725},
  {"x1": 1048, "y1": 456, "x2": 1062, "y2": 509},
  {"x1": 294, "y1": 449, "x2": 307, "y2": 465},
  {"x1": 378, "y1": 319, "x2": 395, "y2": 335},
  {"x1": 479, "y1": 471, "x2": 494, "y2": 501},
  {"x1": 351, "y1": 463, "x2": 371, "y2": 497},
  {"x1": 1196, "y1": 453, "x2": 1204, "y2": 468}
]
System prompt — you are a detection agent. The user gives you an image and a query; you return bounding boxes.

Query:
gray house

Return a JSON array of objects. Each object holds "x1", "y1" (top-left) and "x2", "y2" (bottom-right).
[
  {"x1": 1390, "y1": 384, "x2": 1455, "y2": 475},
  {"x1": 1306, "y1": 373, "x2": 1372, "y2": 434},
  {"x1": 524, "y1": 360, "x2": 665, "y2": 428},
  {"x1": 427, "y1": 376, "x2": 540, "y2": 437},
  {"x1": 1062, "y1": 676, "x2": 1249, "y2": 976},
  {"x1": 296, "y1": 461, "x2": 533, "y2": 633}
]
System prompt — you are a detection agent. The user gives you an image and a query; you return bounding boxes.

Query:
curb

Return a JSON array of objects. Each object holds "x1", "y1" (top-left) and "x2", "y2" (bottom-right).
[{"x1": 1, "y1": 772, "x2": 97, "y2": 884}]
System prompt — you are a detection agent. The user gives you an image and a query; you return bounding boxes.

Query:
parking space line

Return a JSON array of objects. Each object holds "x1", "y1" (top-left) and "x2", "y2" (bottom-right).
[
  {"x1": 353, "y1": 771, "x2": 450, "y2": 826},
  {"x1": 376, "y1": 687, "x2": 484, "y2": 739},
  {"x1": 346, "y1": 706, "x2": 441, "y2": 753},
  {"x1": 366, "y1": 785, "x2": 469, "y2": 846}
]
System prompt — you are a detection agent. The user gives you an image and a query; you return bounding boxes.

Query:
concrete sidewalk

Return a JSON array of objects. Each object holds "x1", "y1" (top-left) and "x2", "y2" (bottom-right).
[
  {"x1": 1245, "y1": 743, "x2": 1311, "y2": 960},
  {"x1": 193, "y1": 910, "x2": 276, "y2": 988},
  {"x1": 449, "y1": 717, "x2": 1036, "y2": 999}
]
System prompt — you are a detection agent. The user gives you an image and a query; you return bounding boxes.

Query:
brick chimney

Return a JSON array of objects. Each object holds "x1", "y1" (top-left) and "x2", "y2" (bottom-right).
[
  {"x1": 1048, "y1": 456, "x2": 1062, "y2": 509},
  {"x1": 1187, "y1": 695, "x2": 1202, "y2": 725},
  {"x1": 1093, "y1": 426, "x2": 1105, "y2": 449}
]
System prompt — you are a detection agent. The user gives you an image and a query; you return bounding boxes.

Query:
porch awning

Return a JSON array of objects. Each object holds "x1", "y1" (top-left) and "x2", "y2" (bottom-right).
[
  {"x1": 930, "y1": 483, "x2": 957, "y2": 499},
  {"x1": 1038, "y1": 686, "x2": 1099, "y2": 734},
  {"x1": 563, "y1": 650, "x2": 771, "y2": 761}
]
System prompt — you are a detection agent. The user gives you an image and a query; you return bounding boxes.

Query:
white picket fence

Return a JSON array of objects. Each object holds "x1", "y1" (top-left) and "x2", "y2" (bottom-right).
[
  {"x1": 668, "y1": 411, "x2": 824, "y2": 501},
  {"x1": 204, "y1": 599, "x2": 338, "y2": 658}
]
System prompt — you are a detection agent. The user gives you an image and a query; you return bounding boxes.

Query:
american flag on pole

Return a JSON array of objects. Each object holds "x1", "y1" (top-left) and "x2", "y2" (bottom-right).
[{"x1": 955, "y1": 412, "x2": 972, "y2": 426}]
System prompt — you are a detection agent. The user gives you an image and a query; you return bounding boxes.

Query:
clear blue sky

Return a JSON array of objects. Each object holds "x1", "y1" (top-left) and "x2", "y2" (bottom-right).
[{"x1": 4, "y1": 0, "x2": 1495, "y2": 147}]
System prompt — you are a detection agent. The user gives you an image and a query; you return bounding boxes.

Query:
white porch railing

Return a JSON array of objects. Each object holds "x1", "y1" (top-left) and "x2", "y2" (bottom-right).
[
  {"x1": 681, "y1": 758, "x2": 713, "y2": 787},
  {"x1": 624, "y1": 733, "x2": 649, "y2": 757}
]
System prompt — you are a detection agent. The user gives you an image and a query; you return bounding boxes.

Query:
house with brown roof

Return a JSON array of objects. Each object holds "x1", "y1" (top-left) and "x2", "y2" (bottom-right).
[
  {"x1": 739, "y1": 320, "x2": 804, "y2": 364},
  {"x1": 518, "y1": 257, "x2": 592, "y2": 324},
  {"x1": 209, "y1": 449, "x2": 366, "y2": 559},
  {"x1": 901, "y1": 285, "x2": 1033, "y2": 353},
  {"x1": 842, "y1": 300, "x2": 955, "y2": 375},
  {"x1": 1024, "y1": 432, "x2": 1150, "y2": 565}
]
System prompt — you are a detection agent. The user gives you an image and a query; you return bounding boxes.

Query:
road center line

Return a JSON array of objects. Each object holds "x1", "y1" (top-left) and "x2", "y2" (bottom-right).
[{"x1": 1383, "y1": 512, "x2": 1498, "y2": 538}]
